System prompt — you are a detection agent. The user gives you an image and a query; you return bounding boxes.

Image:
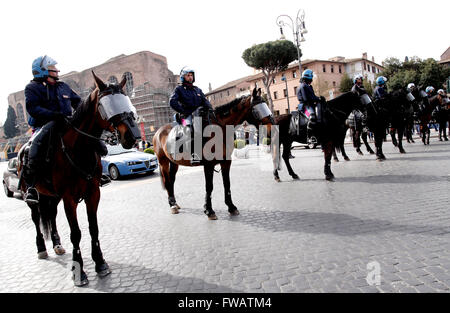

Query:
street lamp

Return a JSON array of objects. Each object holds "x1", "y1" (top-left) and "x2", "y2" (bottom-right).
[
  {"x1": 281, "y1": 75, "x2": 290, "y2": 113},
  {"x1": 276, "y1": 9, "x2": 307, "y2": 76}
]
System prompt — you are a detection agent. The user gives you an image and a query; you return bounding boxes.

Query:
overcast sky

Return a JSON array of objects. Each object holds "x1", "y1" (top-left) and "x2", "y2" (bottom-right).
[{"x1": 1, "y1": 0, "x2": 448, "y2": 124}]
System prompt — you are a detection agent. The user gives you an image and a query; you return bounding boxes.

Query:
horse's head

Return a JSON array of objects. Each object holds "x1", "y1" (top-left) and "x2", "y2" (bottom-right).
[
  {"x1": 243, "y1": 88, "x2": 274, "y2": 126},
  {"x1": 92, "y1": 71, "x2": 140, "y2": 149}
]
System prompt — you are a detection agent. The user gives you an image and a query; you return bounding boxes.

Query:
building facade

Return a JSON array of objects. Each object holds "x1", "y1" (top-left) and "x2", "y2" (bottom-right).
[
  {"x1": 7, "y1": 51, "x2": 178, "y2": 142},
  {"x1": 207, "y1": 53, "x2": 383, "y2": 116}
]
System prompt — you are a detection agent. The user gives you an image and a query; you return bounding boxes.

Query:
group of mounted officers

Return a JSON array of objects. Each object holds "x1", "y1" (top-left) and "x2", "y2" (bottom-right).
[{"x1": 21, "y1": 55, "x2": 449, "y2": 203}]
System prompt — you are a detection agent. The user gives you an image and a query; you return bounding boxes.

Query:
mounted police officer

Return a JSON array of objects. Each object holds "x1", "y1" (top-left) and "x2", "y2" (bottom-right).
[
  {"x1": 297, "y1": 69, "x2": 324, "y2": 145},
  {"x1": 405, "y1": 83, "x2": 418, "y2": 143},
  {"x1": 23, "y1": 55, "x2": 109, "y2": 204},
  {"x1": 435, "y1": 89, "x2": 448, "y2": 141},
  {"x1": 169, "y1": 67, "x2": 212, "y2": 164},
  {"x1": 425, "y1": 86, "x2": 435, "y2": 98},
  {"x1": 349, "y1": 74, "x2": 370, "y2": 152}
]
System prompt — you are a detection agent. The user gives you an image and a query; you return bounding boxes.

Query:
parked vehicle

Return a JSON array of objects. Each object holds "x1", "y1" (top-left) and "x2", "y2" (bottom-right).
[
  {"x1": 3, "y1": 157, "x2": 21, "y2": 198},
  {"x1": 101, "y1": 145, "x2": 158, "y2": 180}
]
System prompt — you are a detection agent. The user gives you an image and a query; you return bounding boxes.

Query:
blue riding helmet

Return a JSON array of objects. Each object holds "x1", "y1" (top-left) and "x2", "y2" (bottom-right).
[
  {"x1": 302, "y1": 69, "x2": 314, "y2": 80},
  {"x1": 180, "y1": 67, "x2": 195, "y2": 83},
  {"x1": 425, "y1": 86, "x2": 435, "y2": 94},
  {"x1": 32, "y1": 55, "x2": 58, "y2": 78},
  {"x1": 376, "y1": 76, "x2": 387, "y2": 86},
  {"x1": 353, "y1": 74, "x2": 363, "y2": 84}
]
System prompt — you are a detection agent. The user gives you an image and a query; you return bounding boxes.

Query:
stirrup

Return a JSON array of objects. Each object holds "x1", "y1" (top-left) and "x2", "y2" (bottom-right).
[
  {"x1": 100, "y1": 174, "x2": 111, "y2": 187},
  {"x1": 190, "y1": 153, "x2": 201, "y2": 165},
  {"x1": 308, "y1": 136, "x2": 318, "y2": 145},
  {"x1": 25, "y1": 188, "x2": 39, "y2": 204}
]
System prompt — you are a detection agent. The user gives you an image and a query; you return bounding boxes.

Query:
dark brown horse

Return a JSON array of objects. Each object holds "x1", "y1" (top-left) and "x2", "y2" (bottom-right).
[
  {"x1": 18, "y1": 72, "x2": 140, "y2": 286},
  {"x1": 272, "y1": 91, "x2": 362, "y2": 182},
  {"x1": 418, "y1": 94, "x2": 441, "y2": 145},
  {"x1": 153, "y1": 88, "x2": 274, "y2": 220}
]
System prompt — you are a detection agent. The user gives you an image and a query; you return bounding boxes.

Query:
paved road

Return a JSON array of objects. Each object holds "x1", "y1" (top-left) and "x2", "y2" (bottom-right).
[{"x1": 1, "y1": 134, "x2": 449, "y2": 293}]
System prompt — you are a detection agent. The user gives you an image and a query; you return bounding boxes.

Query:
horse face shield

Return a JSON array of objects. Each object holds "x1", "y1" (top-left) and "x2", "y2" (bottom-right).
[
  {"x1": 360, "y1": 94, "x2": 372, "y2": 106},
  {"x1": 98, "y1": 94, "x2": 141, "y2": 139},
  {"x1": 406, "y1": 93, "x2": 415, "y2": 102},
  {"x1": 252, "y1": 102, "x2": 272, "y2": 120}
]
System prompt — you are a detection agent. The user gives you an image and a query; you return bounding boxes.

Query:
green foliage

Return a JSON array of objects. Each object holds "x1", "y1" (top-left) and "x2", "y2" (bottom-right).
[
  {"x1": 3, "y1": 106, "x2": 18, "y2": 139},
  {"x1": 381, "y1": 56, "x2": 450, "y2": 92},
  {"x1": 234, "y1": 139, "x2": 246, "y2": 149},
  {"x1": 262, "y1": 137, "x2": 271, "y2": 145},
  {"x1": 144, "y1": 148, "x2": 154, "y2": 154},
  {"x1": 242, "y1": 40, "x2": 299, "y2": 72},
  {"x1": 339, "y1": 73, "x2": 353, "y2": 92},
  {"x1": 363, "y1": 79, "x2": 375, "y2": 95}
]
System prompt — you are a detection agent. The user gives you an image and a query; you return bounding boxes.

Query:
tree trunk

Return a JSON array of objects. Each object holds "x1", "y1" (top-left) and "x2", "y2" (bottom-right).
[{"x1": 263, "y1": 72, "x2": 275, "y2": 113}]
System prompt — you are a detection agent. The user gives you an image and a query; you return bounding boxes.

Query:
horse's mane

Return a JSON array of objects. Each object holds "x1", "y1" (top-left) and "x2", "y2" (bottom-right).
[
  {"x1": 326, "y1": 91, "x2": 358, "y2": 108},
  {"x1": 214, "y1": 96, "x2": 248, "y2": 116},
  {"x1": 71, "y1": 94, "x2": 92, "y2": 127}
]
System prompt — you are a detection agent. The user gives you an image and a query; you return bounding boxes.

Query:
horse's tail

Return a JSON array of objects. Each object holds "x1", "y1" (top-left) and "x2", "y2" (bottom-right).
[{"x1": 39, "y1": 204, "x2": 52, "y2": 240}]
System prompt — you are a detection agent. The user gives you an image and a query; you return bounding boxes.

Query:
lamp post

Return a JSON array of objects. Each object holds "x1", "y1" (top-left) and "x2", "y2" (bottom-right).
[
  {"x1": 276, "y1": 9, "x2": 307, "y2": 76},
  {"x1": 281, "y1": 75, "x2": 290, "y2": 113}
]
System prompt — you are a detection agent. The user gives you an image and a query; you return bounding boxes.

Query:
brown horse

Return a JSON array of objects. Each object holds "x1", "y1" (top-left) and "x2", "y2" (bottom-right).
[
  {"x1": 18, "y1": 72, "x2": 140, "y2": 286},
  {"x1": 153, "y1": 88, "x2": 274, "y2": 220}
]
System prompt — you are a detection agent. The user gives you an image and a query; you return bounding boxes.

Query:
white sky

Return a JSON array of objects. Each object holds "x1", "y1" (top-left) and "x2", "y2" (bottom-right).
[{"x1": 1, "y1": 0, "x2": 448, "y2": 124}]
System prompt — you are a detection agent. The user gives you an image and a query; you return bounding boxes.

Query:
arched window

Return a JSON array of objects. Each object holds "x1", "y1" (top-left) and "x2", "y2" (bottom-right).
[
  {"x1": 108, "y1": 76, "x2": 118, "y2": 85},
  {"x1": 15, "y1": 103, "x2": 25, "y2": 123},
  {"x1": 122, "y1": 72, "x2": 134, "y2": 95}
]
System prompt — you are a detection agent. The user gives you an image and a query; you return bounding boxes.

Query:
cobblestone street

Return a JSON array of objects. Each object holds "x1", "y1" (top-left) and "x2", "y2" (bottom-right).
[{"x1": 1, "y1": 135, "x2": 450, "y2": 293}]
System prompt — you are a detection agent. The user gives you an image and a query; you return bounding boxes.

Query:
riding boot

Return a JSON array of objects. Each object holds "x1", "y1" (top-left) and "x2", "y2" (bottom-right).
[
  {"x1": 189, "y1": 125, "x2": 201, "y2": 165},
  {"x1": 24, "y1": 163, "x2": 39, "y2": 204}
]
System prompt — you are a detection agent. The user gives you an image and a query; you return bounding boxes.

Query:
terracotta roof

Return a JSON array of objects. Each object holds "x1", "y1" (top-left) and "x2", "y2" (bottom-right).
[{"x1": 206, "y1": 75, "x2": 256, "y2": 95}]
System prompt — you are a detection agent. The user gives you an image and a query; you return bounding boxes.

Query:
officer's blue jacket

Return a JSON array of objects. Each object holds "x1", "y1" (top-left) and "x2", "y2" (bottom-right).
[
  {"x1": 25, "y1": 79, "x2": 81, "y2": 128},
  {"x1": 373, "y1": 86, "x2": 387, "y2": 101},
  {"x1": 297, "y1": 82, "x2": 320, "y2": 106},
  {"x1": 169, "y1": 84, "x2": 212, "y2": 116}
]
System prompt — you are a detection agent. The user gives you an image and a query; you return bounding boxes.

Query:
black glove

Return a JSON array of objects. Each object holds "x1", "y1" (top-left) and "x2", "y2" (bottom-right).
[
  {"x1": 53, "y1": 112, "x2": 66, "y2": 123},
  {"x1": 320, "y1": 96, "x2": 326, "y2": 103}
]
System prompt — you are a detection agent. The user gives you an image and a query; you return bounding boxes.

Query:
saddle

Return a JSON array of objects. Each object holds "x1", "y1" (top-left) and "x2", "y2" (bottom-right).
[
  {"x1": 289, "y1": 110, "x2": 308, "y2": 136},
  {"x1": 167, "y1": 107, "x2": 211, "y2": 160}
]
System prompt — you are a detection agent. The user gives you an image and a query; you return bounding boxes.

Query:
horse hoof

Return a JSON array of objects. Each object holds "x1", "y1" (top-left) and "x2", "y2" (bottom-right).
[
  {"x1": 208, "y1": 214, "x2": 218, "y2": 220},
  {"x1": 325, "y1": 175, "x2": 335, "y2": 181},
  {"x1": 275, "y1": 177, "x2": 281, "y2": 183},
  {"x1": 399, "y1": 149, "x2": 406, "y2": 154},
  {"x1": 96, "y1": 263, "x2": 112, "y2": 278},
  {"x1": 369, "y1": 150, "x2": 375, "y2": 155},
  {"x1": 73, "y1": 272, "x2": 89, "y2": 287},
  {"x1": 292, "y1": 174, "x2": 300, "y2": 180},
  {"x1": 37, "y1": 251, "x2": 48, "y2": 259},
  {"x1": 229, "y1": 209, "x2": 240, "y2": 216},
  {"x1": 344, "y1": 157, "x2": 350, "y2": 161},
  {"x1": 171, "y1": 206, "x2": 180, "y2": 214},
  {"x1": 53, "y1": 245, "x2": 66, "y2": 255}
]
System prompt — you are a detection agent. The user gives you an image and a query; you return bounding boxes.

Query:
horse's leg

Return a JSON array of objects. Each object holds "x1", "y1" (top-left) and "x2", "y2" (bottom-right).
[
  {"x1": 159, "y1": 156, "x2": 179, "y2": 214},
  {"x1": 168, "y1": 161, "x2": 180, "y2": 213},
  {"x1": 426, "y1": 125, "x2": 430, "y2": 145},
  {"x1": 273, "y1": 141, "x2": 282, "y2": 182},
  {"x1": 374, "y1": 127, "x2": 385, "y2": 161},
  {"x1": 398, "y1": 126, "x2": 406, "y2": 153},
  {"x1": 63, "y1": 197, "x2": 88, "y2": 286},
  {"x1": 85, "y1": 188, "x2": 111, "y2": 278},
  {"x1": 323, "y1": 141, "x2": 334, "y2": 181},
  {"x1": 362, "y1": 131, "x2": 374, "y2": 154},
  {"x1": 49, "y1": 197, "x2": 65, "y2": 255},
  {"x1": 282, "y1": 140, "x2": 299, "y2": 179},
  {"x1": 354, "y1": 128, "x2": 363, "y2": 155},
  {"x1": 203, "y1": 163, "x2": 217, "y2": 220},
  {"x1": 341, "y1": 143, "x2": 350, "y2": 161},
  {"x1": 29, "y1": 202, "x2": 48, "y2": 259},
  {"x1": 220, "y1": 161, "x2": 239, "y2": 216},
  {"x1": 332, "y1": 148, "x2": 339, "y2": 162},
  {"x1": 390, "y1": 127, "x2": 398, "y2": 147}
]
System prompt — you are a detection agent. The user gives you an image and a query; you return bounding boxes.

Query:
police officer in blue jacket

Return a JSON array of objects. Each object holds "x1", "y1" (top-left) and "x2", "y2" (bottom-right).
[
  {"x1": 297, "y1": 69, "x2": 324, "y2": 144},
  {"x1": 373, "y1": 76, "x2": 388, "y2": 101},
  {"x1": 24, "y1": 56, "x2": 109, "y2": 204},
  {"x1": 169, "y1": 67, "x2": 212, "y2": 164}
]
